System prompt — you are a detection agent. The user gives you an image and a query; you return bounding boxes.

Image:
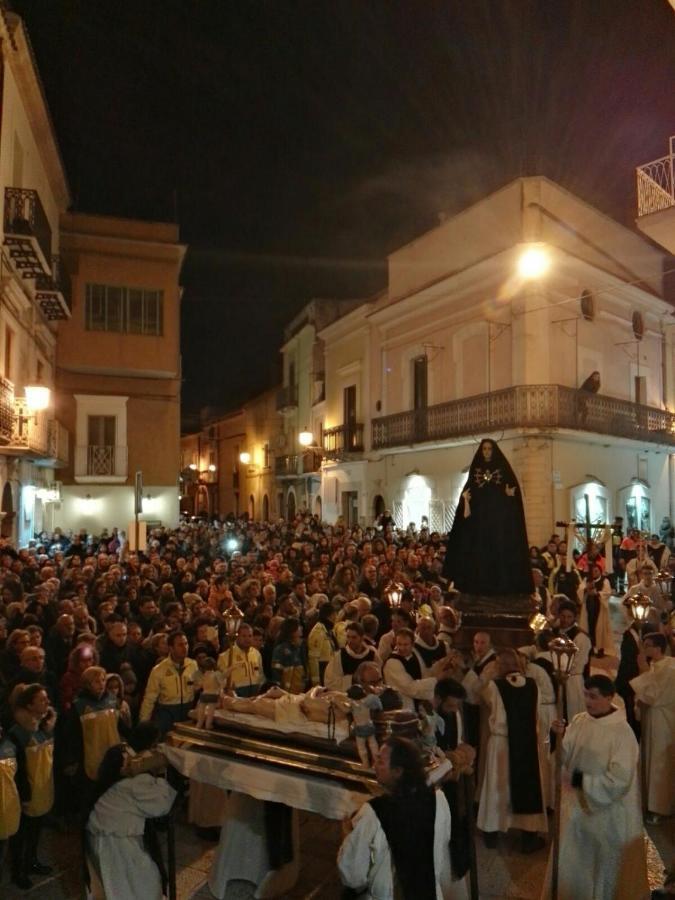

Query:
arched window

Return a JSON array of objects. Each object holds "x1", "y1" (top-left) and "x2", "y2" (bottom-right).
[
  {"x1": 373, "y1": 494, "x2": 385, "y2": 521},
  {"x1": 287, "y1": 490, "x2": 296, "y2": 521},
  {"x1": 262, "y1": 494, "x2": 270, "y2": 521}
]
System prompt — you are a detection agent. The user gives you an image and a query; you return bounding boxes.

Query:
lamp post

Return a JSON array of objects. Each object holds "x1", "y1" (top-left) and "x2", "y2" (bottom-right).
[
  {"x1": 384, "y1": 580, "x2": 404, "y2": 609},
  {"x1": 548, "y1": 635, "x2": 578, "y2": 900}
]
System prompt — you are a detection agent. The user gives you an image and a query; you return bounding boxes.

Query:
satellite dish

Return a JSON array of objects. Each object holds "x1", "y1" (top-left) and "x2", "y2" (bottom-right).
[
  {"x1": 632, "y1": 311, "x2": 644, "y2": 341},
  {"x1": 580, "y1": 289, "x2": 594, "y2": 322}
]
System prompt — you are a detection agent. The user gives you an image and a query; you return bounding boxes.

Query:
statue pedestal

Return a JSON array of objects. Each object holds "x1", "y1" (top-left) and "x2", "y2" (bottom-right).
[{"x1": 452, "y1": 592, "x2": 538, "y2": 650}]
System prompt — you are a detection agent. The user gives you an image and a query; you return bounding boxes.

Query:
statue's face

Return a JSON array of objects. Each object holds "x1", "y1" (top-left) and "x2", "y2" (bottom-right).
[{"x1": 481, "y1": 441, "x2": 493, "y2": 462}]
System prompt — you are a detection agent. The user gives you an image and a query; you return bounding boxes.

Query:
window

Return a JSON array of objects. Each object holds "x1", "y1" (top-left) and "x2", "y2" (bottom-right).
[
  {"x1": 4, "y1": 326, "x2": 13, "y2": 381},
  {"x1": 85, "y1": 284, "x2": 164, "y2": 335},
  {"x1": 263, "y1": 442, "x2": 270, "y2": 469},
  {"x1": 87, "y1": 415, "x2": 116, "y2": 476}
]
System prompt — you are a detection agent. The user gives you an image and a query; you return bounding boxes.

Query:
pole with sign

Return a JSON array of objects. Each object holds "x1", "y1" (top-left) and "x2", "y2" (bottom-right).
[{"x1": 134, "y1": 471, "x2": 143, "y2": 555}]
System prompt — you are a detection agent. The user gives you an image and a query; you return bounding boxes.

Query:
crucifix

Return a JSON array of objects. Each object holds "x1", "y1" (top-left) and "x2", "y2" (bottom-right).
[{"x1": 556, "y1": 493, "x2": 611, "y2": 550}]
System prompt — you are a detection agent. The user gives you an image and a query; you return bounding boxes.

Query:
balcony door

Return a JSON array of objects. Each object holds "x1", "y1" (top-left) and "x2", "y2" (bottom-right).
[
  {"x1": 413, "y1": 355, "x2": 428, "y2": 441},
  {"x1": 343, "y1": 385, "x2": 357, "y2": 450},
  {"x1": 87, "y1": 415, "x2": 116, "y2": 475}
]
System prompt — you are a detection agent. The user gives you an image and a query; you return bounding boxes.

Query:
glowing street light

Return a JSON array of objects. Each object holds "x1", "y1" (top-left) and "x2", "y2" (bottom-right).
[
  {"x1": 25, "y1": 384, "x2": 51, "y2": 412},
  {"x1": 298, "y1": 428, "x2": 314, "y2": 447},
  {"x1": 239, "y1": 451, "x2": 251, "y2": 465},
  {"x1": 517, "y1": 244, "x2": 550, "y2": 280}
]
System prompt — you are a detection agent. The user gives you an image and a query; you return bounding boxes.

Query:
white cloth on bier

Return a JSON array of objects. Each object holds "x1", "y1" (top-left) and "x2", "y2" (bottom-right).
[
  {"x1": 162, "y1": 743, "x2": 368, "y2": 819},
  {"x1": 188, "y1": 702, "x2": 350, "y2": 743}
]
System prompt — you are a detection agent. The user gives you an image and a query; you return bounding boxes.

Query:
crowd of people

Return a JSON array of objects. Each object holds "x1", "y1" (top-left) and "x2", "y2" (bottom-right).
[{"x1": 0, "y1": 514, "x2": 672, "y2": 898}]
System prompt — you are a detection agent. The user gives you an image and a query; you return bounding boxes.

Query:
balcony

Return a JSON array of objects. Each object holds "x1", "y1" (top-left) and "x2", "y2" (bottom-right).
[
  {"x1": 74, "y1": 444, "x2": 128, "y2": 482},
  {"x1": 637, "y1": 139, "x2": 674, "y2": 217},
  {"x1": 34, "y1": 256, "x2": 71, "y2": 320},
  {"x1": 276, "y1": 385, "x2": 298, "y2": 412},
  {"x1": 36, "y1": 419, "x2": 69, "y2": 468},
  {"x1": 322, "y1": 424, "x2": 365, "y2": 460},
  {"x1": 6, "y1": 399, "x2": 50, "y2": 456},
  {"x1": 0, "y1": 376, "x2": 14, "y2": 445},
  {"x1": 371, "y1": 385, "x2": 675, "y2": 450},
  {"x1": 301, "y1": 448, "x2": 322, "y2": 474},
  {"x1": 3, "y1": 188, "x2": 52, "y2": 278},
  {"x1": 275, "y1": 454, "x2": 299, "y2": 477}
]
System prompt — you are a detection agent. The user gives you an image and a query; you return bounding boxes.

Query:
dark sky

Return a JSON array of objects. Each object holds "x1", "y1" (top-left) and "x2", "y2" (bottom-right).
[{"x1": 10, "y1": 0, "x2": 675, "y2": 427}]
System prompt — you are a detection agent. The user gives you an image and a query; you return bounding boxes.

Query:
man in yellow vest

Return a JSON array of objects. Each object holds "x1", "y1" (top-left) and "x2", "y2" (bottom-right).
[
  {"x1": 218, "y1": 623, "x2": 265, "y2": 697},
  {"x1": 8, "y1": 684, "x2": 56, "y2": 889}
]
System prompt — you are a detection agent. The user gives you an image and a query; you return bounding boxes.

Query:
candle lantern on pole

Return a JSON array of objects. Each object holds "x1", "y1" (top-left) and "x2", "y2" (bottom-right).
[
  {"x1": 384, "y1": 581, "x2": 404, "y2": 609},
  {"x1": 548, "y1": 635, "x2": 578, "y2": 900},
  {"x1": 622, "y1": 592, "x2": 653, "y2": 633}
]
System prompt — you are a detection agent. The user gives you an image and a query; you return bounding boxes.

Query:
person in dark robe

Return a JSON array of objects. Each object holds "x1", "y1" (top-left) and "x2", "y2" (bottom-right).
[
  {"x1": 433, "y1": 678, "x2": 475, "y2": 888},
  {"x1": 615, "y1": 617, "x2": 642, "y2": 739},
  {"x1": 476, "y1": 649, "x2": 547, "y2": 853},
  {"x1": 443, "y1": 439, "x2": 533, "y2": 596},
  {"x1": 338, "y1": 737, "x2": 452, "y2": 899}
]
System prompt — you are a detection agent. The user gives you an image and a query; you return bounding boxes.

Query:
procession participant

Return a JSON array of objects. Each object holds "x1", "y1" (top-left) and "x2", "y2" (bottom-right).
[
  {"x1": 0, "y1": 724, "x2": 21, "y2": 871},
  {"x1": 377, "y1": 608, "x2": 414, "y2": 663},
  {"x1": 338, "y1": 736, "x2": 455, "y2": 900},
  {"x1": 383, "y1": 628, "x2": 453, "y2": 712},
  {"x1": 615, "y1": 612, "x2": 643, "y2": 738},
  {"x1": 433, "y1": 678, "x2": 474, "y2": 895},
  {"x1": 544, "y1": 675, "x2": 649, "y2": 900},
  {"x1": 86, "y1": 743, "x2": 176, "y2": 900},
  {"x1": 630, "y1": 632, "x2": 675, "y2": 823},
  {"x1": 8, "y1": 684, "x2": 56, "y2": 889},
  {"x1": 554, "y1": 602, "x2": 591, "y2": 720},
  {"x1": 436, "y1": 605, "x2": 460, "y2": 648},
  {"x1": 476, "y1": 649, "x2": 547, "y2": 853},
  {"x1": 307, "y1": 602, "x2": 337, "y2": 686},
  {"x1": 65, "y1": 666, "x2": 125, "y2": 799},
  {"x1": 532, "y1": 567, "x2": 552, "y2": 617},
  {"x1": 461, "y1": 630, "x2": 497, "y2": 749},
  {"x1": 217, "y1": 622, "x2": 264, "y2": 697},
  {"x1": 139, "y1": 632, "x2": 198, "y2": 735},
  {"x1": 324, "y1": 622, "x2": 380, "y2": 692},
  {"x1": 270, "y1": 617, "x2": 308, "y2": 694},
  {"x1": 415, "y1": 616, "x2": 448, "y2": 677},
  {"x1": 578, "y1": 563, "x2": 615, "y2": 657}
]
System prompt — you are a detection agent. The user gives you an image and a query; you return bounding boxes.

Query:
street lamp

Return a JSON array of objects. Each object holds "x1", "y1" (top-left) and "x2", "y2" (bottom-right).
[
  {"x1": 517, "y1": 244, "x2": 550, "y2": 280},
  {"x1": 548, "y1": 634, "x2": 578, "y2": 900},
  {"x1": 239, "y1": 451, "x2": 251, "y2": 465},
  {"x1": 24, "y1": 383, "x2": 51, "y2": 412},
  {"x1": 384, "y1": 580, "x2": 404, "y2": 609},
  {"x1": 298, "y1": 428, "x2": 314, "y2": 447}
]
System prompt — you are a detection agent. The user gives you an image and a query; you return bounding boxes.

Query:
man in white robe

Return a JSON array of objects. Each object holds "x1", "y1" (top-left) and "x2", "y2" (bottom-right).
[
  {"x1": 630, "y1": 631, "x2": 675, "y2": 822},
  {"x1": 477, "y1": 649, "x2": 547, "y2": 853},
  {"x1": 382, "y1": 629, "x2": 453, "y2": 712},
  {"x1": 338, "y1": 736, "x2": 460, "y2": 899},
  {"x1": 544, "y1": 674, "x2": 649, "y2": 900}
]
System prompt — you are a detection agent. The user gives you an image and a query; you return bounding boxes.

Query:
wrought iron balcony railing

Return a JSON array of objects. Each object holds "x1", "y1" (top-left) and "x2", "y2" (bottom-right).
[
  {"x1": 34, "y1": 255, "x2": 71, "y2": 320},
  {"x1": 3, "y1": 187, "x2": 52, "y2": 277},
  {"x1": 322, "y1": 424, "x2": 365, "y2": 459},
  {"x1": 372, "y1": 385, "x2": 675, "y2": 449},
  {"x1": 275, "y1": 454, "x2": 299, "y2": 477},
  {"x1": 636, "y1": 137, "x2": 675, "y2": 216},
  {"x1": 45, "y1": 419, "x2": 69, "y2": 468},
  {"x1": 276, "y1": 384, "x2": 298, "y2": 412},
  {"x1": 75, "y1": 444, "x2": 129, "y2": 479},
  {"x1": 7, "y1": 399, "x2": 50, "y2": 456},
  {"x1": 0, "y1": 376, "x2": 14, "y2": 445}
]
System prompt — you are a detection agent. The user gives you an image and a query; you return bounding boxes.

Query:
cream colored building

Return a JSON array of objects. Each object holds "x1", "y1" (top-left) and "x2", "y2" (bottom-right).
[
  {"x1": 0, "y1": 10, "x2": 71, "y2": 544},
  {"x1": 57, "y1": 213, "x2": 186, "y2": 533},
  {"x1": 318, "y1": 176, "x2": 675, "y2": 544}
]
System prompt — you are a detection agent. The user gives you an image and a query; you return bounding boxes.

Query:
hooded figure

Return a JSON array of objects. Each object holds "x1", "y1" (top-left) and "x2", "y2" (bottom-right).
[{"x1": 443, "y1": 439, "x2": 533, "y2": 596}]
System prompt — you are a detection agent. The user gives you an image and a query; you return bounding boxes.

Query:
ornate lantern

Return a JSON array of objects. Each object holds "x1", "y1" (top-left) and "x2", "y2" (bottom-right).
[
  {"x1": 529, "y1": 611, "x2": 549, "y2": 636},
  {"x1": 548, "y1": 635, "x2": 578, "y2": 680},
  {"x1": 223, "y1": 605, "x2": 244, "y2": 640},
  {"x1": 384, "y1": 580, "x2": 404, "y2": 609},
  {"x1": 656, "y1": 570, "x2": 672, "y2": 602},
  {"x1": 622, "y1": 592, "x2": 653, "y2": 625}
]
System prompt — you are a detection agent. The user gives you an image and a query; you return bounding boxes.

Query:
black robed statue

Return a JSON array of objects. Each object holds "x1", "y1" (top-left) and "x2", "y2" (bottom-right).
[{"x1": 443, "y1": 438, "x2": 533, "y2": 596}]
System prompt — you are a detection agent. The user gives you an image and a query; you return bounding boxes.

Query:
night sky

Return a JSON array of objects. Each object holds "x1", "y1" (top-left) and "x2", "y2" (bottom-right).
[{"x1": 10, "y1": 0, "x2": 675, "y2": 428}]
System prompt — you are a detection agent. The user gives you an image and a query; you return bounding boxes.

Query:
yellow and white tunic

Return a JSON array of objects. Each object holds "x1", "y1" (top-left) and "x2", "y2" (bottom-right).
[{"x1": 0, "y1": 737, "x2": 21, "y2": 838}]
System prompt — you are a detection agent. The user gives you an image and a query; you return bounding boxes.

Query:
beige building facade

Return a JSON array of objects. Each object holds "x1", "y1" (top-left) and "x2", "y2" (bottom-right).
[
  {"x1": 317, "y1": 176, "x2": 675, "y2": 545},
  {"x1": 56, "y1": 212, "x2": 186, "y2": 534},
  {"x1": 0, "y1": 10, "x2": 71, "y2": 544}
]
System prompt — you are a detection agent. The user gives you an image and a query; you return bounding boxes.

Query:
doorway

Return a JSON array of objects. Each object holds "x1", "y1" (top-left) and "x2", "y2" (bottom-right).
[{"x1": 341, "y1": 490, "x2": 359, "y2": 527}]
